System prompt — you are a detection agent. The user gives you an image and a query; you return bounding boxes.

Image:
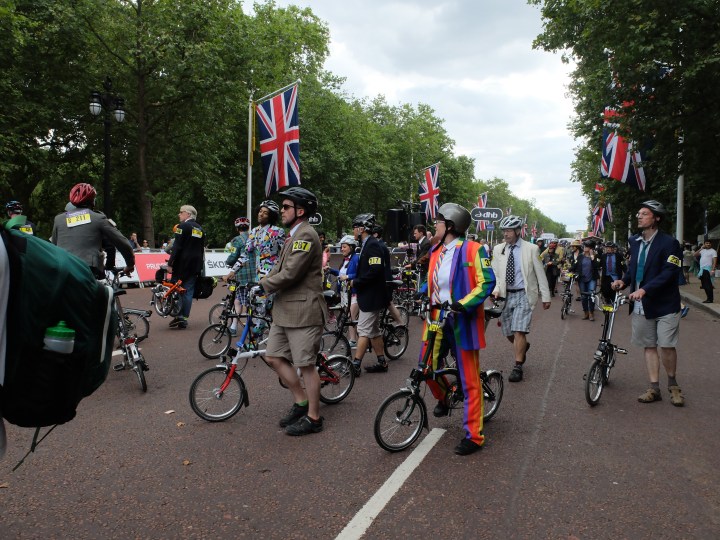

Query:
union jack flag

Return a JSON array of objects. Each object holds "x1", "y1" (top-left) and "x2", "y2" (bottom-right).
[
  {"x1": 531, "y1": 222, "x2": 538, "y2": 238},
  {"x1": 476, "y1": 192, "x2": 488, "y2": 232},
  {"x1": 419, "y1": 163, "x2": 440, "y2": 220},
  {"x1": 591, "y1": 204, "x2": 608, "y2": 236},
  {"x1": 601, "y1": 107, "x2": 646, "y2": 191},
  {"x1": 256, "y1": 84, "x2": 300, "y2": 196}
]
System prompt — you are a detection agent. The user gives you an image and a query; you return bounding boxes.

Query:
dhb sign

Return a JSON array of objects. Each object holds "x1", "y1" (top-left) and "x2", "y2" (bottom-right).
[
  {"x1": 308, "y1": 214, "x2": 323, "y2": 226},
  {"x1": 470, "y1": 207, "x2": 503, "y2": 222}
]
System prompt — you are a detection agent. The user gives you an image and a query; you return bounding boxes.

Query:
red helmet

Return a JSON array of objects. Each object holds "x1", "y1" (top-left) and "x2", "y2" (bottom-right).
[
  {"x1": 69, "y1": 183, "x2": 97, "y2": 207},
  {"x1": 234, "y1": 217, "x2": 250, "y2": 227}
]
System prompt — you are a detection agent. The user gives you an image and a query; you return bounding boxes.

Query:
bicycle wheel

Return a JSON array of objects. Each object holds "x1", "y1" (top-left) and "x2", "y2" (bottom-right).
[
  {"x1": 169, "y1": 292, "x2": 183, "y2": 317},
  {"x1": 384, "y1": 306, "x2": 409, "y2": 327},
  {"x1": 374, "y1": 390, "x2": 427, "y2": 452},
  {"x1": 319, "y1": 355, "x2": 355, "y2": 404},
  {"x1": 133, "y1": 353, "x2": 148, "y2": 393},
  {"x1": 198, "y1": 324, "x2": 232, "y2": 359},
  {"x1": 124, "y1": 312, "x2": 150, "y2": 342},
  {"x1": 152, "y1": 288, "x2": 173, "y2": 317},
  {"x1": 384, "y1": 326, "x2": 409, "y2": 360},
  {"x1": 585, "y1": 360, "x2": 604, "y2": 406},
  {"x1": 189, "y1": 367, "x2": 247, "y2": 422},
  {"x1": 482, "y1": 371, "x2": 504, "y2": 421},
  {"x1": 560, "y1": 299, "x2": 568, "y2": 320},
  {"x1": 319, "y1": 332, "x2": 351, "y2": 357}
]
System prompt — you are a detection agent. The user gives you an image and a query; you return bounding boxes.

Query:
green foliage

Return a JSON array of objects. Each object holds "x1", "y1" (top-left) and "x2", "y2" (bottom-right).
[
  {"x1": 1, "y1": 0, "x2": 563, "y2": 245},
  {"x1": 532, "y1": 0, "x2": 720, "y2": 240}
]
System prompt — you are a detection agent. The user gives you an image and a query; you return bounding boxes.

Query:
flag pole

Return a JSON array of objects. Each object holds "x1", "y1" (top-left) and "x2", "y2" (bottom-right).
[
  {"x1": 246, "y1": 95, "x2": 254, "y2": 222},
  {"x1": 256, "y1": 79, "x2": 302, "y2": 104}
]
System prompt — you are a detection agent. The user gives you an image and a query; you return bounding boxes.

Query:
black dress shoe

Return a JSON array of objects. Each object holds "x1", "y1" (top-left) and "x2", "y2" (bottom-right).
[
  {"x1": 703, "y1": 300, "x2": 713, "y2": 303},
  {"x1": 433, "y1": 401, "x2": 449, "y2": 417},
  {"x1": 364, "y1": 362, "x2": 388, "y2": 373},
  {"x1": 454, "y1": 438, "x2": 482, "y2": 456}
]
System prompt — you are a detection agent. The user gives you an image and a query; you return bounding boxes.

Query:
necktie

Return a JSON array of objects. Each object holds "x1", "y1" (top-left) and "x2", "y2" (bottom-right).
[
  {"x1": 431, "y1": 247, "x2": 447, "y2": 305},
  {"x1": 506, "y1": 244, "x2": 516, "y2": 287},
  {"x1": 636, "y1": 243, "x2": 648, "y2": 285}
]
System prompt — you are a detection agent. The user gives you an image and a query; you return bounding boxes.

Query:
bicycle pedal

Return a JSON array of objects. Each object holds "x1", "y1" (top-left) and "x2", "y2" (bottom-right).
[
  {"x1": 113, "y1": 363, "x2": 126, "y2": 372},
  {"x1": 616, "y1": 348, "x2": 628, "y2": 354}
]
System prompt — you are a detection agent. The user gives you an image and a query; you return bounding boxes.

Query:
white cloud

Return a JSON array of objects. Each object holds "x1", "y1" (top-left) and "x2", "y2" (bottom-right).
[{"x1": 272, "y1": 0, "x2": 589, "y2": 232}]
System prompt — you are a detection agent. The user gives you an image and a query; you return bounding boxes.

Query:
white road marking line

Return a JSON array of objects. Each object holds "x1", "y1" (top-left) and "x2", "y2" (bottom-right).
[{"x1": 335, "y1": 428, "x2": 446, "y2": 540}]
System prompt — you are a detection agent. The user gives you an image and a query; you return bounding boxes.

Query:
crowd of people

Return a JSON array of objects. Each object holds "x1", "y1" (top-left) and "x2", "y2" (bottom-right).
[{"x1": 4, "y1": 189, "x2": 713, "y2": 452}]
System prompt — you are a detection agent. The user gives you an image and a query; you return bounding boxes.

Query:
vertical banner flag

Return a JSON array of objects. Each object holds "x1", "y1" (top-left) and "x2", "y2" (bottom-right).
[
  {"x1": 594, "y1": 182, "x2": 605, "y2": 194},
  {"x1": 601, "y1": 107, "x2": 646, "y2": 191},
  {"x1": 505, "y1": 207, "x2": 512, "y2": 216},
  {"x1": 591, "y1": 204, "x2": 608, "y2": 236},
  {"x1": 256, "y1": 84, "x2": 300, "y2": 196},
  {"x1": 419, "y1": 163, "x2": 440, "y2": 221},
  {"x1": 520, "y1": 215, "x2": 528, "y2": 238},
  {"x1": 476, "y1": 192, "x2": 488, "y2": 232},
  {"x1": 531, "y1": 222, "x2": 538, "y2": 238}
]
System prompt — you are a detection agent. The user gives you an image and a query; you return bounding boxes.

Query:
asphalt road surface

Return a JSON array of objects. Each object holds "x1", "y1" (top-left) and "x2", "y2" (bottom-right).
[{"x1": 1, "y1": 286, "x2": 719, "y2": 539}]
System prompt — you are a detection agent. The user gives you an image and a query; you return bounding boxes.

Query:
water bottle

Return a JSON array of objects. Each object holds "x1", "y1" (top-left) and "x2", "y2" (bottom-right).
[{"x1": 43, "y1": 321, "x2": 75, "y2": 354}]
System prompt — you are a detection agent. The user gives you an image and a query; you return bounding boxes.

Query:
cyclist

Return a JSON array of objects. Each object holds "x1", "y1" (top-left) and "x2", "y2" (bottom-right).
[
  {"x1": 261, "y1": 187, "x2": 327, "y2": 436},
  {"x1": 372, "y1": 224, "x2": 405, "y2": 326},
  {"x1": 51, "y1": 183, "x2": 135, "y2": 278},
  {"x1": 223, "y1": 217, "x2": 255, "y2": 336},
  {"x1": 5, "y1": 201, "x2": 35, "y2": 235},
  {"x1": 246, "y1": 200, "x2": 285, "y2": 280},
  {"x1": 167, "y1": 205, "x2": 205, "y2": 329},
  {"x1": 325, "y1": 234, "x2": 360, "y2": 345},
  {"x1": 351, "y1": 213, "x2": 393, "y2": 375},
  {"x1": 419, "y1": 203, "x2": 496, "y2": 455},
  {"x1": 491, "y1": 215, "x2": 551, "y2": 383},
  {"x1": 611, "y1": 200, "x2": 685, "y2": 406},
  {"x1": 571, "y1": 240, "x2": 601, "y2": 321}
]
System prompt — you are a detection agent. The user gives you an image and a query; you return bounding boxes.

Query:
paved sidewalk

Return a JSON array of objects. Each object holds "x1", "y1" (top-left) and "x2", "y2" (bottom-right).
[{"x1": 680, "y1": 281, "x2": 720, "y2": 317}]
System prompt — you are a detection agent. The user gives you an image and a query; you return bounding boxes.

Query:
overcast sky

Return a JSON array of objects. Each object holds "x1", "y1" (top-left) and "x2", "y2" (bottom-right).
[{"x1": 273, "y1": 0, "x2": 588, "y2": 233}]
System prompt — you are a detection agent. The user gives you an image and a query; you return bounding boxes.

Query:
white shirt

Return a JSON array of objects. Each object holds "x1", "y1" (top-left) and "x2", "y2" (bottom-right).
[
  {"x1": 699, "y1": 248, "x2": 717, "y2": 268},
  {"x1": 435, "y1": 239, "x2": 460, "y2": 304},
  {"x1": 506, "y1": 240, "x2": 525, "y2": 290}
]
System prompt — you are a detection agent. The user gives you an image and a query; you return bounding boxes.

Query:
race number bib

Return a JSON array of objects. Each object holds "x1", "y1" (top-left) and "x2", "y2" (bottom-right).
[
  {"x1": 292, "y1": 240, "x2": 311, "y2": 252},
  {"x1": 368, "y1": 257, "x2": 382, "y2": 265},
  {"x1": 65, "y1": 209, "x2": 91, "y2": 228},
  {"x1": 191, "y1": 227, "x2": 203, "y2": 238}
]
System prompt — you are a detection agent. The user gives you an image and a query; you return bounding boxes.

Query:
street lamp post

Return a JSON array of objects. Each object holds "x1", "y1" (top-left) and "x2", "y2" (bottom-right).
[{"x1": 89, "y1": 76, "x2": 125, "y2": 218}]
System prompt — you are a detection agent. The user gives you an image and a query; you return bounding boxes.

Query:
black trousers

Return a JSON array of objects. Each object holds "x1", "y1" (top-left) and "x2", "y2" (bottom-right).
[{"x1": 700, "y1": 269, "x2": 714, "y2": 302}]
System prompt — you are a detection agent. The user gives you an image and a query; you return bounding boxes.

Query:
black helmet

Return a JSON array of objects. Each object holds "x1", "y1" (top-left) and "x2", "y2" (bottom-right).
[
  {"x1": 437, "y1": 203, "x2": 471, "y2": 234},
  {"x1": 352, "y1": 213, "x2": 375, "y2": 230},
  {"x1": 640, "y1": 200, "x2": 666, "y2": 221},
  {"x1": 583, "y1": 240, "x2": 596, "y2": 249},
  {"x1": 372, "y1": 224, "x2": 384, "y2": 236},
  {"x1": 5, "y1": 200, "x2": 23, "y2": 214},
  {"x1": 279, "y1": 186, "x2": 318, "y2": 215}
]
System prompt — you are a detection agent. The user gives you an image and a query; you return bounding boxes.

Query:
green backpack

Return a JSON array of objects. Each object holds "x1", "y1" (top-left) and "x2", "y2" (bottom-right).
[{"x1": 1, "y1": 217, "x2": 116, "y2": 429}]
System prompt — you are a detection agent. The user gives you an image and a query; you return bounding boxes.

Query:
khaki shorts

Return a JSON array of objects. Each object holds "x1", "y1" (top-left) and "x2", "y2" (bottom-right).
[
  {"x1": 265, "y1": 324, "x2": 323, "y2": 367},
  {"x1": 631, "y1": 311, "x2": 681, "y2": 348},
  {"x1": 357, "y1": 309, "x2": 383, "y2": 339}
]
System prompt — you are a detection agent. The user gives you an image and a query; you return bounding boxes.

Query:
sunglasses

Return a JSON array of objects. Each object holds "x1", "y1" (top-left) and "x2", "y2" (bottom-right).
[{"x1": 281, "y1": 204, "x2": 296, "y2": 211}]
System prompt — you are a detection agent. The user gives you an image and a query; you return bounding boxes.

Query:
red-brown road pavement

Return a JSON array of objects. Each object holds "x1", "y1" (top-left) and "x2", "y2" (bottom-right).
[{"x1": 2, "y1": 286, "x2": 719, "y2": 539}]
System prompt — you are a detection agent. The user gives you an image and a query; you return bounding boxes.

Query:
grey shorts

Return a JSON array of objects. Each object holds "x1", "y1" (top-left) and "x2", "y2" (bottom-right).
[
  {"x1": 500, "y1": 290, "x2": 533, "y2": 336},
  {"x1": 357, "y1": 309, "x2": 383, "y2": 339},
  {"x1": 265, "y1": 324, "x2": 323, "y2": 367},
  {"x1": 631, "y1": 311, "x2": 681, "y2": 348}
]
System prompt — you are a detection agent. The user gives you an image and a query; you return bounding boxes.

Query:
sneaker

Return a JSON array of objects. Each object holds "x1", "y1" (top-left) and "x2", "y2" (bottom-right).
[
  {"x1": 680, "y1": 306, "x2": 690, "y2": 318},
  {"x1": 364, "y1": 361, "x2": 388, "y2": 373},
  {"x1": 433, "y1": 401, "x2": 449, "y2": 417},
  {"x1": 279, "y1": 403, "x2": 309, "y2": 428},
  {"x1": 285, "y1": 415, "x2": 324, "y2": 436},
  {"x1": 348, "y1": 340, "x2": 357, "y2": 348},
  {"x1": 168, "y1": 317, "x2": 184, "y2": 328},
  {"x1": 351, "y1": 361, "x2": 361, "y2": 378},
  {"x1": 454, "y1": 438, "x2": 482, "y2": 456},
  {"x1": 508, "y1": 365, "x2": 523, "y2": 382},
  {"x1": 638, "y1": 388, "x2": 662, "y2": 403},
  {"x1": 174, "y1": 322, "x2": 188, "y2": 330},
  {"x1": 229, "y1": 327, "x2": 238, "y2": 337},
  {"x1": 668, "y1": 385, "x2": 685, "y2": 407}
]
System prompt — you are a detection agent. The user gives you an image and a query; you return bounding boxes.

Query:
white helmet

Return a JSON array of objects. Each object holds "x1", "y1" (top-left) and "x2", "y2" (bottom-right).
[
  {"x1": 339, "y1": 234, "x2": 357, "y2": 247},
  {"x1": 499, "y1": 215, "x2": 524, "y2": 230}
]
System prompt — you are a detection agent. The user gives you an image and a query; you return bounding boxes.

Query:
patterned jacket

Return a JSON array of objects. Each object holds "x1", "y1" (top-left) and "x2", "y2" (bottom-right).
[{"x1": 244, "y1": 224, "x2": 285, "y2": 280}]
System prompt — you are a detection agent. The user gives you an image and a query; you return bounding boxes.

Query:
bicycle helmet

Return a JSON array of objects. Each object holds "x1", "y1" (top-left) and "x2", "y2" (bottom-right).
[
  {"x1": 640, "y1": 200, "x2": 666, "y2": 220},
  {"x1": 352, "y1": 213, "x2": 375, "y2": 230},
  {"x1": 339, "y1": 234, "x2": 357, "y2": 247},
  {"x1": 279, "y1": 186, "x2": 318, "y2": 215},
  {"x1": 372, "y1": 224, "x2": 384, "y2": 236},
  {"x1": 499, "y1": 215, "x2": 524, "y2": 230},
  {"x1": 69, "y1": 183, "x2": 97, "y2": 207},
  {"x1": 258, "y1": 200, "x2": 280, "y2": 215},
  {"x1": 234, "y1": 217, "x2": 250, "y2": 228},
  {"x1": 437, "y1": 203, "x2": 471, "y2": 234},
  {"x1": 5, "y1": 200, "x2": 23, "y2": 214}
]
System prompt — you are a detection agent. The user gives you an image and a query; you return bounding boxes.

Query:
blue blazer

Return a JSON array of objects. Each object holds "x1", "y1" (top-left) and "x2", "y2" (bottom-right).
[{"x1": 621, "y1": 230, "x2": 682, "y2": 319}]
